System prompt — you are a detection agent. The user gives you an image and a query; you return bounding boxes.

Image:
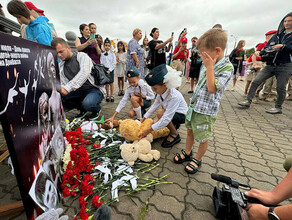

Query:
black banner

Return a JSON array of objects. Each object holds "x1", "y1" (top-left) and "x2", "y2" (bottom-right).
[{"x1": 0, "y1": 32, "x2": 65, "y2": 219}]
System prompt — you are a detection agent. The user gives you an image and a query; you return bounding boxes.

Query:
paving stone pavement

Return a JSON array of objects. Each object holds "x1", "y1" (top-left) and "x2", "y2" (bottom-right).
[{"x1": 0, "y1": 77, "x2": 292, "y2": 220}]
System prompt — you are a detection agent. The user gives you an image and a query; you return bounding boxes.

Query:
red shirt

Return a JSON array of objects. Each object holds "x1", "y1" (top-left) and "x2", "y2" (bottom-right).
[{"x1": 173, "y1": 46, "x2": 189, "y2": 60}]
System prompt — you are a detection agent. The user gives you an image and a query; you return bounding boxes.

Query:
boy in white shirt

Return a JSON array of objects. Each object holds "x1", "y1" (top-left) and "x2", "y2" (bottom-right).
[
  {"x1": 106, "y1": 66, "x2": 155, "y2": 122},
  {"x1": 141, "y1": 64, "x2": 188, "y2": 148},
  {"x1": 100, "y1": 38, "x2": 116, "y2": 102}
]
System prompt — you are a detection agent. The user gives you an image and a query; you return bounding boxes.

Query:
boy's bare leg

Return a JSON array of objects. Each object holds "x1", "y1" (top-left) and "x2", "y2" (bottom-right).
[
  {"x1": 190, "y1": 78, "x2": 195, "y2": 91},
  {"x1": 106, "y1": 84, "x2": 110, "y2": 97},
  {"x1": 121, "y1": 78, "x2": 124, "y2": 92},
  {"x1": 131, "y1": 96, "x2": 140, "y2": 108},
  {"x1": 166, "y1": 122, "x2": 178, "y2": 141},
  {"x1": 110, "y1": 83, "x2": 114, "y2": 97},
  {"x1": 128, "y1": 108, "x2": 136, "y2": 118},
  {"x1": 233, "y1": 77, "x2": 237, "y2": 88},
  {"x1": 185, "y1": 140, "x2": 208, "y2": 171},
  {"x1": 154, "y1": 109, "x2": 179, "y2": 141},
  {"x1": 174, "y1": 128, "x2": 194, "y2": 161}
]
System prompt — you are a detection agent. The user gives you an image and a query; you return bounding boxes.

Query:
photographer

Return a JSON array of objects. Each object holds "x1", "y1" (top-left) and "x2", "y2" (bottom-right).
[
  {"x1": 238, "y1": 12, "x2": 292, "y2": 114},
  {"x1": 246, "y1": 160, "x2": 292, "y2": 220}
]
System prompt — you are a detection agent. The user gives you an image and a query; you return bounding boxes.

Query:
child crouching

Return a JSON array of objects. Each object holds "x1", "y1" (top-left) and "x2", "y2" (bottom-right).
[
  {"x1": 141, "y1": 64, "x2": 188, "y2": 148},
  {"x1": 106, "y1": 66, "x2": 154, "y2": 122}
]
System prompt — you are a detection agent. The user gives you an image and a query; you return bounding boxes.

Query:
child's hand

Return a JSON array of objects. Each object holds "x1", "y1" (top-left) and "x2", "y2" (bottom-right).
[
  {"x1": 105, "y1": 116, "x2": 114, "y2": 123},
  {"x1": 140, "y1": 117, "x2": 146, "y2": 123},
  {"x1": 141, "y1": 127, "x2": 152, "y2": 137},
  {"x1": 200, "y1": 52, "x2": 218, "y2": 69},
  {"x1": 134, "y1": 93, "x2": 146, "y2": 99}
]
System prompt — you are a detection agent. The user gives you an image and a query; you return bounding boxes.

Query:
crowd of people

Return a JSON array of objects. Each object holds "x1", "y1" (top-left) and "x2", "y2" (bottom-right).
[{"x1": 3, "y1": 1, "x2": 292, "y2": 219}]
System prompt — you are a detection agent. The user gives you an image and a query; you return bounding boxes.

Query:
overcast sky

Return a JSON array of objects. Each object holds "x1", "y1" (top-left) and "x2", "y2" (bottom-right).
[{"x1": 2, "y1": 0, "x2": 292, "y2": 54}]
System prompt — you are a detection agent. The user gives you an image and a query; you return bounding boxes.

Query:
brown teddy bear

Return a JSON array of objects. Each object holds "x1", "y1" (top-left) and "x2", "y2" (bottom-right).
[{"x1": 119, "y1": 118, "x2": 169, "y2": 141}]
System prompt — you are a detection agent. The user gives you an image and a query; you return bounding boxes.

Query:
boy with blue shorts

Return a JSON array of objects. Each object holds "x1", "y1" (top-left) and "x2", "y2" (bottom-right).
[{"x1": 173, "y1": 28, "x2": 233, "y2": 174}]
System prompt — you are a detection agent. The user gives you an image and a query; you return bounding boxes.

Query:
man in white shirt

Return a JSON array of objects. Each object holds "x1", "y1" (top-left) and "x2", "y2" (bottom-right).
[{"x1": 51, "y1": 37, "x2": 105, "y2": 120}]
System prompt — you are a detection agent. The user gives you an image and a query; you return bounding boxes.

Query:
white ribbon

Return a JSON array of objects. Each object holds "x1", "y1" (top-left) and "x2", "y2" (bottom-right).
[{"x1": 111, "y1": 174, "x2": 137, "y2": 201}]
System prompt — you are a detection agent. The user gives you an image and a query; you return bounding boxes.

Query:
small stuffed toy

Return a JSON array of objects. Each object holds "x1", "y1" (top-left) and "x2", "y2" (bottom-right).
[
  {"x1": 119, "y1": 118, "x2": 169, "y2": 141},
  {"x1": 120, "y1": 134, "x2": 160, "y2": 165}
]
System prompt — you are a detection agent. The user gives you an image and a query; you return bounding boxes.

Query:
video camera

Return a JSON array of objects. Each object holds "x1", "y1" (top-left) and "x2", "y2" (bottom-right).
[
  {"x1": 259, "y1": 41, "x2": 277, "y2": 62},
  {"x1": 211, "y1": 173, "x2": 263, "y2": 220}
]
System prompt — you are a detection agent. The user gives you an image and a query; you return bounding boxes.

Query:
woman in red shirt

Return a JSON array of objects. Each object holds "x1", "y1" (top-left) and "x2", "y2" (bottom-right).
[{"x1": 171, "y1": 37, "x2": 189, "y2": 73}]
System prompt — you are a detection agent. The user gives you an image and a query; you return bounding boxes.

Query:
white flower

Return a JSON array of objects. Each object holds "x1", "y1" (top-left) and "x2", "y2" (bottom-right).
[{"x1": 62, "y1": 144, "x2": 72, "y2": 171}]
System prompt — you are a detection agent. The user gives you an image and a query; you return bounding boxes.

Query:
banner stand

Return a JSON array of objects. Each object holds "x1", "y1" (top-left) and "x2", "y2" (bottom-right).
[
  {"x1": 0, "y1": 201, "x2": 24, "y2": 217},
  {"x1": 0, "y1": 142, "x2": 24, "y2": 217},
  {"x1": 0, "y1": 143, "x2": 9, "y2": 163}
]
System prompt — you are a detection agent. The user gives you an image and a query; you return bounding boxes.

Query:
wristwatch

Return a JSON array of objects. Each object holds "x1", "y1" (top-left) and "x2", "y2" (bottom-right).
[{"x1": 268, "y1": 207, "x2": 280, "y2": 220}]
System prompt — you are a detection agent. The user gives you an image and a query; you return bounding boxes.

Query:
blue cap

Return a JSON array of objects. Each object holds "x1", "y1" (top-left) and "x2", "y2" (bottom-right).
[
  {"x1": 145, "y1": 64, "x2": 167, "y2": 86},
  {"x1": 127, "y1": 66, "x2": 140, "y2": 78}
]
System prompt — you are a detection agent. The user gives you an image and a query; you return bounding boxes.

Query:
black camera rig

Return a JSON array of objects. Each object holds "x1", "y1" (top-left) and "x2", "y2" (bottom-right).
[{"x1": 211, "y1": 173, "x2": 264, "y2": 220}]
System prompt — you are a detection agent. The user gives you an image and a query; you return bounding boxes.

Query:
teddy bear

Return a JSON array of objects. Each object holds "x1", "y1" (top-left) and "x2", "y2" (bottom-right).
[
  {"x1": 118, "y1": 118, "x2": 169, "y2": 141},
  {"x1": 120, "y1": 134, "x2": 160, "y2": 166}
]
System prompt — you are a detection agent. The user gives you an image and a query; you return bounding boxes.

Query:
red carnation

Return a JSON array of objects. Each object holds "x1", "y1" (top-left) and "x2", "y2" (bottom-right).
[
  {"x1": 62, "y1": 187, "x2": 71, "y2": 198},
  {"x1": 93, "y1": 143, "x2": 101, "y2": 149},
  {"x1": 92, "y1": 195, "x2": 103, "y2": 208}
]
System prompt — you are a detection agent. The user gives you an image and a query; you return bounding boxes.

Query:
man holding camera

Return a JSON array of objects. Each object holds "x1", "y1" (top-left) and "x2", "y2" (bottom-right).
[{"x1": 238, "y1": 12, "x2": 292, "y2": 114}]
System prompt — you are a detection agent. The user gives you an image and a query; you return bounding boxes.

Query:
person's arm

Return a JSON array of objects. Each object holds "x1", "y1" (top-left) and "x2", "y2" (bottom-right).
[
  {"x1": 129, "y1": 40, "x2": 139, "y2": 68},
  {"x1": 75, "y1": 37, "x2": 94, "y2": 51},
  {"x1": 35, "y1": 25, "x2": 53, "y2": 46},
  {"x1": 143, "y1": 96, "x2": 160, "y2": 119},
  {"x1": 176, "y1": 31, "x2": 187, "y2": 48},
  {"x1": 94, "y1": 39, "x2": 102, "y2": 55},
  {"x1": 184, "y1": 49, "x2": 189, "y2": 62},
  {"x1": 247, "y1": 204, "x2": 292, "y2": 220},
  {"x1": 165, "y1": 42, "x2": 172, "y2": 52},
  {"x1": 115, "y1": 88, "x2": 130, "y2": 113},
  {"x1": 155, "y1": 36, "x2": 173, "y2": 50},
  {"x1": 131, "y1": 53, "x2": 139, "y2": 68},
  {"x1": 172, "y1": 47, "x2": 181, "y2": 59},
  {"x1": 200, "y1": 52, "x2": 218, "y2": 93},
  {"x1": 107, "y1": 90, "x2": 130, "y2": 122},
  {"x1": 0, "y1": 4, "x2": 5, "y2": 17},
  {"x1": 108, "y1": 53, "x2": 116, "y2": 72},
  {"x1": 144, "y1": 85, "x2": 155, "y2": 100},
  {"x1": 119, "y1": 53, "x2": 127, "y2": 64},
  {"x1": 246, "y1": 168, "x2": 292, "y2": 205},
  {"x1": 63, "y1": 53, "x2": 92, "y2": 93},
  {"x1": 151, "y1": 94, "x2": 180, "y2": 130}
]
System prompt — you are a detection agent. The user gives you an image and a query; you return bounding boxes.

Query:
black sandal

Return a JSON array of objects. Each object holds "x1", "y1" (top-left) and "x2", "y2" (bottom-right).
[
  {"x1": 106, "y1": 96, "x2": 110, "y2": 102},
  {"x1": 185, "y1": 158, "x2": 202, "y2": 174},
  {"x1": 110, "y1": 96, "x2": 114, "y2": 102},
  {"x1": 161, "y1": 134, "x2": 181, "y2": 148},
  {"x1": 173, "y1": 149, "x2": 193, "y2": 164}
]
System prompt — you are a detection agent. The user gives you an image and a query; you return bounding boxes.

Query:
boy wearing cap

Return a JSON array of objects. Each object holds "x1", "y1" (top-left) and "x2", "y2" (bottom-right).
[
  {"x1": 142, "y1": 64, "x2": 188, "y2": 148},
  {"x1": 100, "y1": 38, "x2": 116, "y2": 102},
  {"x1": 106, "y1": 66, "x2": 155, "y2": 122},
  {"x1": 173, "y1": 28, "x2": 233, "y2": 174},
  {"x1": 172, "y1": 37, "x2": 189, "y2": 73},
  {"x1": 7, "y1": 0, "x2": 53, "y2": 46}
]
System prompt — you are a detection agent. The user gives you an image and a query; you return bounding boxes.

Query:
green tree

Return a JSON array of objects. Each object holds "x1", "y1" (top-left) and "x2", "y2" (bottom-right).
[{"x1": 245, "y1": 48, "x2": 255, "y2": 59}]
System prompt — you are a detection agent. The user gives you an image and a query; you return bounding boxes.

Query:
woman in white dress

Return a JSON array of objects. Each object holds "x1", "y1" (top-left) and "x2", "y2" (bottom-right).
[{"x1": 115, "y1": 41, "x2": 127, "y2": 96}]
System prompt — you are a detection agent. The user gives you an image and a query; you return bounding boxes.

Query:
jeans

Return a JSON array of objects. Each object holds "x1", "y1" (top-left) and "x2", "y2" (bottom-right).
[
  {"x1": 247, "y1": 63, "x2": 292, "y2": 108},
  {"x1": 62, "y1": 88, "x2": 104, "y2": 112}
]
